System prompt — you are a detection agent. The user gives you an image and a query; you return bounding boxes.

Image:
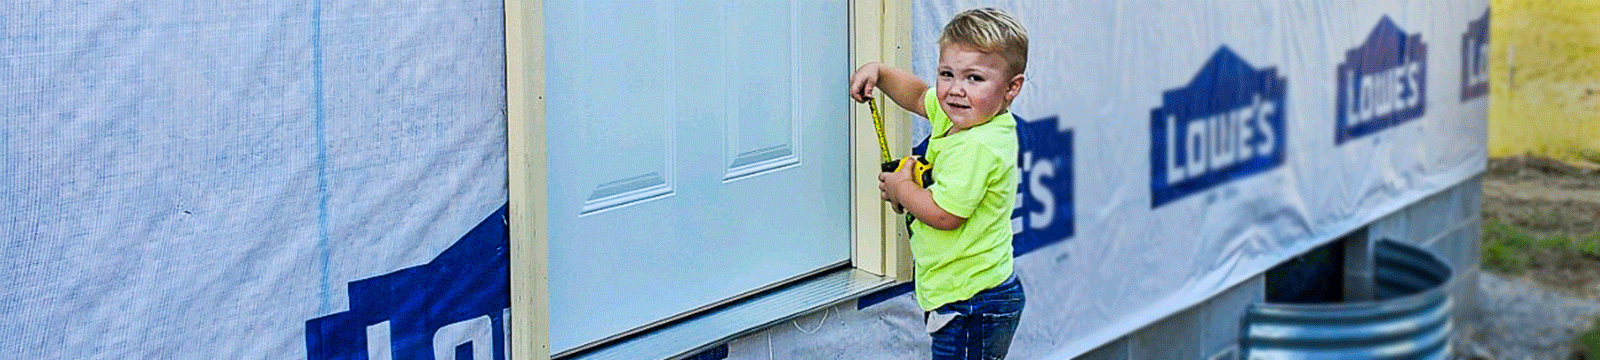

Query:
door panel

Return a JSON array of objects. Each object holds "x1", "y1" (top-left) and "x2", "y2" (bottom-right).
[
  {"x1": 561, "y1": 1, "x2": 675, "y2": 216},
  {"x1": 544, "y1": 0, "x2": 850, "y2": 353},
  {"x1": 725, "y1": 2, "x2": 798, "y2": 181}
]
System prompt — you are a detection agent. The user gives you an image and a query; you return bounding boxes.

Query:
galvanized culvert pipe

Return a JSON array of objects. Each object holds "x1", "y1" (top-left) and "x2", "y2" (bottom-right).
[{"x1": 1243, "y1": 240, "x2": 1454, "y2": 359}]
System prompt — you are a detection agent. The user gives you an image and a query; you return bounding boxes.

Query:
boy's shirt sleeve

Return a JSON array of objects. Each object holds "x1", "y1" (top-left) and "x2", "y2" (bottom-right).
[
  {"x1": 921, "y1": 88, "x2": 950, "y2": 136},
  {"x1": 928, "y1": 140, "x2": 997, "y2": 219}
]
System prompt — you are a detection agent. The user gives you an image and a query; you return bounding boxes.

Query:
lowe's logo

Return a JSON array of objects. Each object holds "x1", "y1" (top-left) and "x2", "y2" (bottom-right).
[
  {"x1": 1337, "y1": 16, "x2": 1427, "y2": 144},
  {"x1": 306, "y1": 205, "x2": 510, "y2": 360},
  {"x1": 1462, "y1": 9, "x2": 1490, "y2": 101},
  {"x1": 1012, "y1": 115, "x2": 1073, "y2": 256},
  {"x1": 1150, "y1": 46, "x2": 1287, "y2": 208}
]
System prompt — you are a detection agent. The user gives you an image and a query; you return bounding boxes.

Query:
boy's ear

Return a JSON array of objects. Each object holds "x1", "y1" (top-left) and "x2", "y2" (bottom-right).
[{"x1": 1005, "y1": 73, "x2": 1025, "y2": 102}]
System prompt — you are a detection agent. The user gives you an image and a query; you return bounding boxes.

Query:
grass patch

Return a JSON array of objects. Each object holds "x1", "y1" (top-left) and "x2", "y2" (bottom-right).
[
  {"x1": 1481, "y1": 218, "x2": 1600, "y2": 273},
  {"x1": 1483, "y1": 218, "x2": 1536, "y2": 273},
  {"x1": 1578, "y1": 317, "x2": 1600, "y2": 359},
  {"x1": 1577, "y1": 149, "x2": 1600, "y2": 164},
  {"x1": 1584, "y1": 232, "x2": 1600, "y2": 259}
]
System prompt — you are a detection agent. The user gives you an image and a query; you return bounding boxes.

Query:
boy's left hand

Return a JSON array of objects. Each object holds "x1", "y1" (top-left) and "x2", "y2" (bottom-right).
[{"x1": 878, "y1": 166, "x2": 914, "y2": 213}]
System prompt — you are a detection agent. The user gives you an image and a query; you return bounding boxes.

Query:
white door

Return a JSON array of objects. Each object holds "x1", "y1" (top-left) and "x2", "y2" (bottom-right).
[{"x1": 544, "y1": 0, "x2": 850, "y2": 353}]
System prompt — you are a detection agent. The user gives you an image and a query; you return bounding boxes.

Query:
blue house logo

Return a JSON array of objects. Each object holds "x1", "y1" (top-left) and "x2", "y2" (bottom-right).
[
  {"x1": 306, "y1": 205, "x2": 510, "y2": 360},
  {"x1": 1150, "y1": 46, "x2": 1287, "y2": 208},
  {"x1": 1337, "y1": 16, "x2": 1427, "y2": 144},
  {"x1": 1012, "y1": 115, "x2": 1073, "y2": 256},
  {"x1": 1462, "y1": 9, "x2": 1490, "y2": 101}
]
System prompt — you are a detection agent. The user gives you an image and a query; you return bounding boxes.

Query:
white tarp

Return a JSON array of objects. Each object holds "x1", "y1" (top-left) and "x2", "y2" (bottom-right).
[
  {"x1": 2, "y1": 1, "x2": 1492, "y2": 359},
  {"x1": 2, "y1": 1, "x2": 509, "y2": 358},
  {"x1": 903, "y1": 1, "x2": 1489, "y2": 357}
]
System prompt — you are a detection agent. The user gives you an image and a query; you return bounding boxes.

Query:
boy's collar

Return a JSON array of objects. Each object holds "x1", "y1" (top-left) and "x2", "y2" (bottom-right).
[{"x1": 942, "y1": 111, "x2": 1013, "y2": 137}]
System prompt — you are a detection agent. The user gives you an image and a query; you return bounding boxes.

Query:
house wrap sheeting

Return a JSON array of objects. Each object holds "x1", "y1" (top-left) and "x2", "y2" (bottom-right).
[
  {"x1": 742, "y1": 1, "x2": 1488, "y2": 359},
  {"x1": 2, "y1": 1, "x2": 509, "y2": 359},
  {"x1": 894, "y1": 0, "x2": 1488, "y2": 358},
  {"x1": 2, "y1": 0, "x2": 1491, "y2": 359}
]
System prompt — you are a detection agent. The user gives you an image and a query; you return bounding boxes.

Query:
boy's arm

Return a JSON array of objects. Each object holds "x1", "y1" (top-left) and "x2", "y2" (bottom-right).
[
  {"x1": 879, "y1": 169, "x2": 965, "y2": 230},
  {"x1": 850, "y1": 62, "x2": 929, "y2": 118}
]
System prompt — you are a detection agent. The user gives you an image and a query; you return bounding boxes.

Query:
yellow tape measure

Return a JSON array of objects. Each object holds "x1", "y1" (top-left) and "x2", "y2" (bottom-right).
[
  {"x1": 869, "y1": 98, "x2": 893, "y2": 164},
  {"x1": 867, "y1": 98, "x2": 934, "y2": 188}
]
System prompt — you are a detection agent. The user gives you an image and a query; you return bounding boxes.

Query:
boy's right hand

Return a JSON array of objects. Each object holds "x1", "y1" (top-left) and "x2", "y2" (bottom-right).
[
  {"x1": 849, "y1": 62, "x2": 881, "y2": 103},
  {"x1": 848, "y1": 62, "x2": 929, "y2": 119}
]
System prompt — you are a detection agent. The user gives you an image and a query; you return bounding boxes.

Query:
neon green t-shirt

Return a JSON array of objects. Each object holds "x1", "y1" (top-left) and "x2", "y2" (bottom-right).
[{"x1": 911, "y1": 88, "x2": 1019, "y2": 311}]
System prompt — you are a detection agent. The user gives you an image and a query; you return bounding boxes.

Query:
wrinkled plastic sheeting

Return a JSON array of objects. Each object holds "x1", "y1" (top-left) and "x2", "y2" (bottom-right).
[
  {"x1": 2, "y1": 1, "x2": 507, "y2": 358},
  {"x1": 905, "y1": 1, "x2": 1488, "y2": 358}
]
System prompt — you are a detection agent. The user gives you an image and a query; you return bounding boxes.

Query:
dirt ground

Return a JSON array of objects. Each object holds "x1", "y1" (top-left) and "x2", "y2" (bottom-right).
[
  {"x1": 1470, "y1": 156, "x2": 1600, "y2": 359},
  {"x1": 1482, "y1": 155, "x2": 1600, "y2": 298}
]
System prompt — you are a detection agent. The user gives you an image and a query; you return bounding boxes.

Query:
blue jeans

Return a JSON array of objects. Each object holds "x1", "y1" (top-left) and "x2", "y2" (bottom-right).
[{"x1": 927, "y1": 274, "x2": 1025, "y2": 360}]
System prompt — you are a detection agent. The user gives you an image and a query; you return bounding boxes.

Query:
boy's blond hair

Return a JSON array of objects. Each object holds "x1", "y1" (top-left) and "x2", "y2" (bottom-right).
[{"x1": 938, "y1": 8, "x2": 1029, "y2": 76}]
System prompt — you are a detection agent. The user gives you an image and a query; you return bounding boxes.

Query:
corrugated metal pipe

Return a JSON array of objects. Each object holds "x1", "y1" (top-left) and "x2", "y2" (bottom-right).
[{"x1": 1242, "y1": 240, "x2": 1453, "y2": 359}]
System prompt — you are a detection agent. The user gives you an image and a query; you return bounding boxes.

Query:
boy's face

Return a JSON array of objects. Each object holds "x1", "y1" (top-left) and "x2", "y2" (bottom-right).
[{"x1": 936, "y1": 44, "x2": 1023, "y2": 132}]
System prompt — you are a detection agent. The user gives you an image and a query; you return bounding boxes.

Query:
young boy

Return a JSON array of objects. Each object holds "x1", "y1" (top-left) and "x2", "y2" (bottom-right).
[{"x1": 849, "y1": 8, "x2": 1027, "y2": 360}]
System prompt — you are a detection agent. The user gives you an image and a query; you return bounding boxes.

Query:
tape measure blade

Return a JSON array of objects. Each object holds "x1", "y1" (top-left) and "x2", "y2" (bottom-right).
[{"x1": 870, "y1": 99, "x2": 892, "y2": 163}]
